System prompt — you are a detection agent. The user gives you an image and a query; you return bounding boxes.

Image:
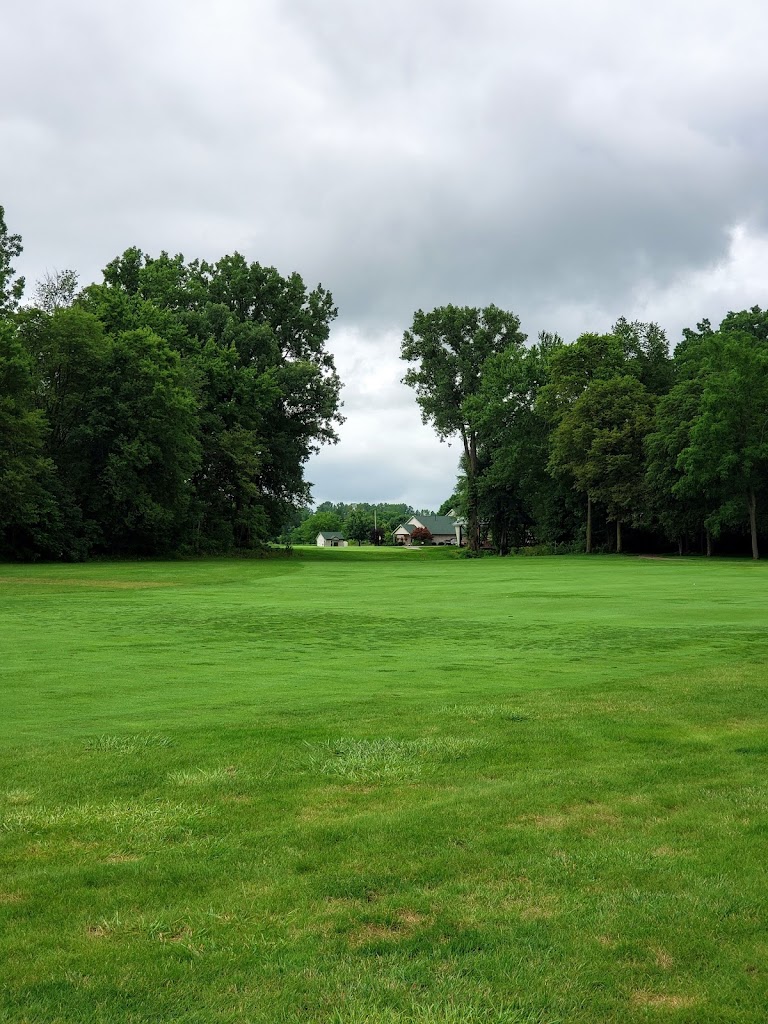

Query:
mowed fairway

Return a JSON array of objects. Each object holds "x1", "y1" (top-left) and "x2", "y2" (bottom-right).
[{"x1": 1, "y1": 550, "x2": 767, "y2": 1023}]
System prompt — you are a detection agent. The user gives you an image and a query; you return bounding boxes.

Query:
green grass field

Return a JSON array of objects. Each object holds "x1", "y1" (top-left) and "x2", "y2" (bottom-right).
[{"x1": 1, "y1": 549, "x2": 767, "y2": 1023}]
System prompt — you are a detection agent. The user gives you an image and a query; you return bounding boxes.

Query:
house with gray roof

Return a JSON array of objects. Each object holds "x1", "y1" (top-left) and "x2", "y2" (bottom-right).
[{"x1": 392, "y1": 514, "x2": 462, "y2": 546}]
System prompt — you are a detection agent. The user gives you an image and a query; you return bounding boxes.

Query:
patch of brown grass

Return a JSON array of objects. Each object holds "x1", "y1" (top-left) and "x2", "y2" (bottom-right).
[
  {"x1": 514, "y1": 802, "x2": 620, "y2": 831},
  {"x1": 652, "y1": 845, "x2": 690, "y2": 858},
  {"x1": 395, "y1": 909, "x2": 427, "y2": 927},
  {"x1": 653, "y1": 947, "x2": 675, "y2": 970},
  {"x1": 348, "y1": 923, "x2": 400, "y2": 944},
  {"x1": 0, "y1": 892, "x2": 23, "y2": 904},
  {"x1": 347, "y1": 910, "x2": 427, "y2": 946},
  {"x1": 519, "y1": 904, "x2": 556, "y2": 921},
  {"x1": 631, "y1": 991, "x2": 700, "y2": 1009},
  {"x1": 104, "y1": 853, "x2": 141, "y2": 864}
]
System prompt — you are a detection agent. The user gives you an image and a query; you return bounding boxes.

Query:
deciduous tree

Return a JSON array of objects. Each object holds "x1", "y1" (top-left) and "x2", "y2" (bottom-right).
[{"x1": 401, "y1": 305, "x2": 526, "y2": 551}]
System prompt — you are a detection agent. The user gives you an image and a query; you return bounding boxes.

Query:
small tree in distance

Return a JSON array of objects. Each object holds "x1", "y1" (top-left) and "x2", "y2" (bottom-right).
[
  {"x1": 411, "y1": 526, "x2": 432, "y2": 545},
  {"x1": 369, "y1": 526, "x2": 386, "y2": 546}
]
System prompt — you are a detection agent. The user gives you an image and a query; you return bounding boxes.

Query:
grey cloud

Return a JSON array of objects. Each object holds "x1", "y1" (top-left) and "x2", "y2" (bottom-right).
[{"x1": 4, "y1": 0, "x2": 768, "y2": 506}]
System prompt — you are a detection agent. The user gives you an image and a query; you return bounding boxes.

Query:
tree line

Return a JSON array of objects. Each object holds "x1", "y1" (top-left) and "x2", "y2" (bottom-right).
[
  {"x1": 0, "y1": 207, "x2": 342, "y2": 560},
  {"x1": 402, "y1": 304, "x2": 768, "y2": 558}
]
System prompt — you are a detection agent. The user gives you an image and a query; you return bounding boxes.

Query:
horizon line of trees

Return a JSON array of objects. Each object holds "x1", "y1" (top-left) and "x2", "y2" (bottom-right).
[
  {"x1": 0, "y1": 206, "x2": 343, "y2": 560},
  {"x1": 402, "y1": 304, "x2": 768, "y2": 559},
  {"x1": 4, "y1": 201, "x2": 767, "y2": 563}
]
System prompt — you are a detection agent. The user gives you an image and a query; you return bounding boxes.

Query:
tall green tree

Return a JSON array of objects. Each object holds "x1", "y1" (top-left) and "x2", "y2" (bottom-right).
[
  {"x1": 82, "y1": 248, "x2": 343, "y2": 550},
  {"x1": 549, "y1": 376, "x2": 654, "y2": 552},
  {"x1": 0, "y1": 206, "x2": 24, "y2": 314},
  {"x1": 401, "y1": 305, "x2": 526, "y2": 551},
  {"x1": 16, "y1": 306, "x2": 110, "y2": 557},
  {"x1": 345, "y1": 506, "x2": 373, "y2": 546},
  {"x1": 541, "y1": 321, "x2": 670, "y2": 551},
  {"x1": 0, "y1": 322, "x2": 56, "y2": 558},
  {"x1": 471, "y1": 334, "x2": 569, "y2": 553},
  {"x1": 678, "y1": 326, "x2": 768, "y2": 559}
]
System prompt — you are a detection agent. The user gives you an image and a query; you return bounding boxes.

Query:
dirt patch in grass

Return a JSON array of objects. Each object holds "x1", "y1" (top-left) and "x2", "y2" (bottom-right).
[
  {"x1": 347, "y1": 910, "x2": 428, "y2": 946},
  {"x1": 0, "y1": 892, "x2": 24, "y2": 904},
  {"x1": 631, "y1": 992, "x2": 700, "y2": 1009}
]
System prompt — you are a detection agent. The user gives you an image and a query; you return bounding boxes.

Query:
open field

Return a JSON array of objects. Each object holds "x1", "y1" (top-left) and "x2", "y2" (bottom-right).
[{"x1": 1, "y1": 549, "x2": 767, "y2": 1023}]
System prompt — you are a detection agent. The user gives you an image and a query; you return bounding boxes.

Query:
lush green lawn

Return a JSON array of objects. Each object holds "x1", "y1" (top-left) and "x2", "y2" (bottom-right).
[{"x1": 1, "y1": 549, "x2": 767, "y2": 1023}]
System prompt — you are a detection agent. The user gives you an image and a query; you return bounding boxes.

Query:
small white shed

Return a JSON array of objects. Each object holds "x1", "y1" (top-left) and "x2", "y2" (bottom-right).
[{"x1": 316, "y1": 532, "x2": 348, "y2": 548}]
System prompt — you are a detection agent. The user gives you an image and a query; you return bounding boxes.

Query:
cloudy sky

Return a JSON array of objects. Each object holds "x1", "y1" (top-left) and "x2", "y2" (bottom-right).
[{"x1": 4, "y1": 0, "x2": 768, "y2": 509}]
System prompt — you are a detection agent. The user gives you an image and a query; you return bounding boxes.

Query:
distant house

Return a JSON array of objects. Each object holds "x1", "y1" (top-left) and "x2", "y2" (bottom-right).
[
  {"x1": 316, "y1": 532, "x2": 348, "y2": 548},
  {"x1": 392, "y1": 515, "x2": 462, "y2": 546}
]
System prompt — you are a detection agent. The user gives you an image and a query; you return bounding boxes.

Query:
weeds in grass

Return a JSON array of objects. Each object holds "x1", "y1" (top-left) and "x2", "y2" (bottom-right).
[
  {"x1": 2, "y1": 790, "x2": 35, "y2": 805},
  {"x1": 327, "y1": 1005, "x2": 556, "y2": 1023},
  {"x1": 305, "y1": 737, "x2": 481, "y2": 782},
  {"x1": 439, "y1": 703, "x2": 529, "y2": 721},
  {"x1": 1, "y1": 800, "x2": 206, "y2": 836},
  {"x1": 83, "y1": 734, "x2": 174, "y2": 753},
  {"x1": 167, "y1": 765, "x2": 239, "y2": 785}
]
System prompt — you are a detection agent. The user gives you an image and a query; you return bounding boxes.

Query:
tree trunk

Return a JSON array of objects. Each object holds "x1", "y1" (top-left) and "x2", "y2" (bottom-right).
[
  {"x1": 463, "y1": 430, "x2": 480, "y2": 552},
  {"x1": 749, "y1": 490, "x2": 759, "y2": 560},
  {"x1": 586, "y1": 494, "x2": 592, "y2": 554},
  {"x1": 616, "y1": 519, "x2": 622, "y2": 554},
  {"x1": 706, "y1": 527, "x2": 712, "y2": 557},
  {"x1": 497, "y1": 523, "x2": 508, "y2": 556},
  {"x1": 678, "y1": 536, "x2": 683, "y2": 556}
]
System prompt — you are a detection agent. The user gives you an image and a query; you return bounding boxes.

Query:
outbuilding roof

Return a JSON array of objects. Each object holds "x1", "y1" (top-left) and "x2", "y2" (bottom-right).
[{"x1": 318, "y1": 531, "x2": 345, "y2": 539}]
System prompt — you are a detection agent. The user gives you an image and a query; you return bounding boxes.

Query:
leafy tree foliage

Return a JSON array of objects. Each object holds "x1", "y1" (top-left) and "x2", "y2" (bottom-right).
[
  {"x1": 0, "y1": 211, "x2": 343, "y2": 560},
  {"x1": 401, "y1": 305, "x2": 526, "y2": 551},
  {"x1": 677, "y1": 320, "x2": 768, "y2": 559},
  {"x1": 345, "y1": 506, "x2": 373, "y2": 546},
  {"x1": 0, "y1": 321, "x2": 57, "y2": 558},
  {"x1": 430, "y1": 309, "x2": 766, "y2": 558},
  {"x1": 292, "y1": 510, "x2": 343, "y2": 544},
  {"x1": 0, "y1": 206, "x2": 24, "y2": 314}
]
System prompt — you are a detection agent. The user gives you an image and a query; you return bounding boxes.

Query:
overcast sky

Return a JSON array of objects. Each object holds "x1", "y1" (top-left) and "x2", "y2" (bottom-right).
[{"x1": 4, "y1": 0, "x2": 768, "y2": 509}]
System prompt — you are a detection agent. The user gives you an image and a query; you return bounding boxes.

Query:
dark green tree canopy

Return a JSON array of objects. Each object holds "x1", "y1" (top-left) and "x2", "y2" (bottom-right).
[
  {"x1": 0, "y1": 222, "x2": 343, "y2": 560},
  {"x1": 401, "y1": 304, "x2": 526, "y2": 550}
]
